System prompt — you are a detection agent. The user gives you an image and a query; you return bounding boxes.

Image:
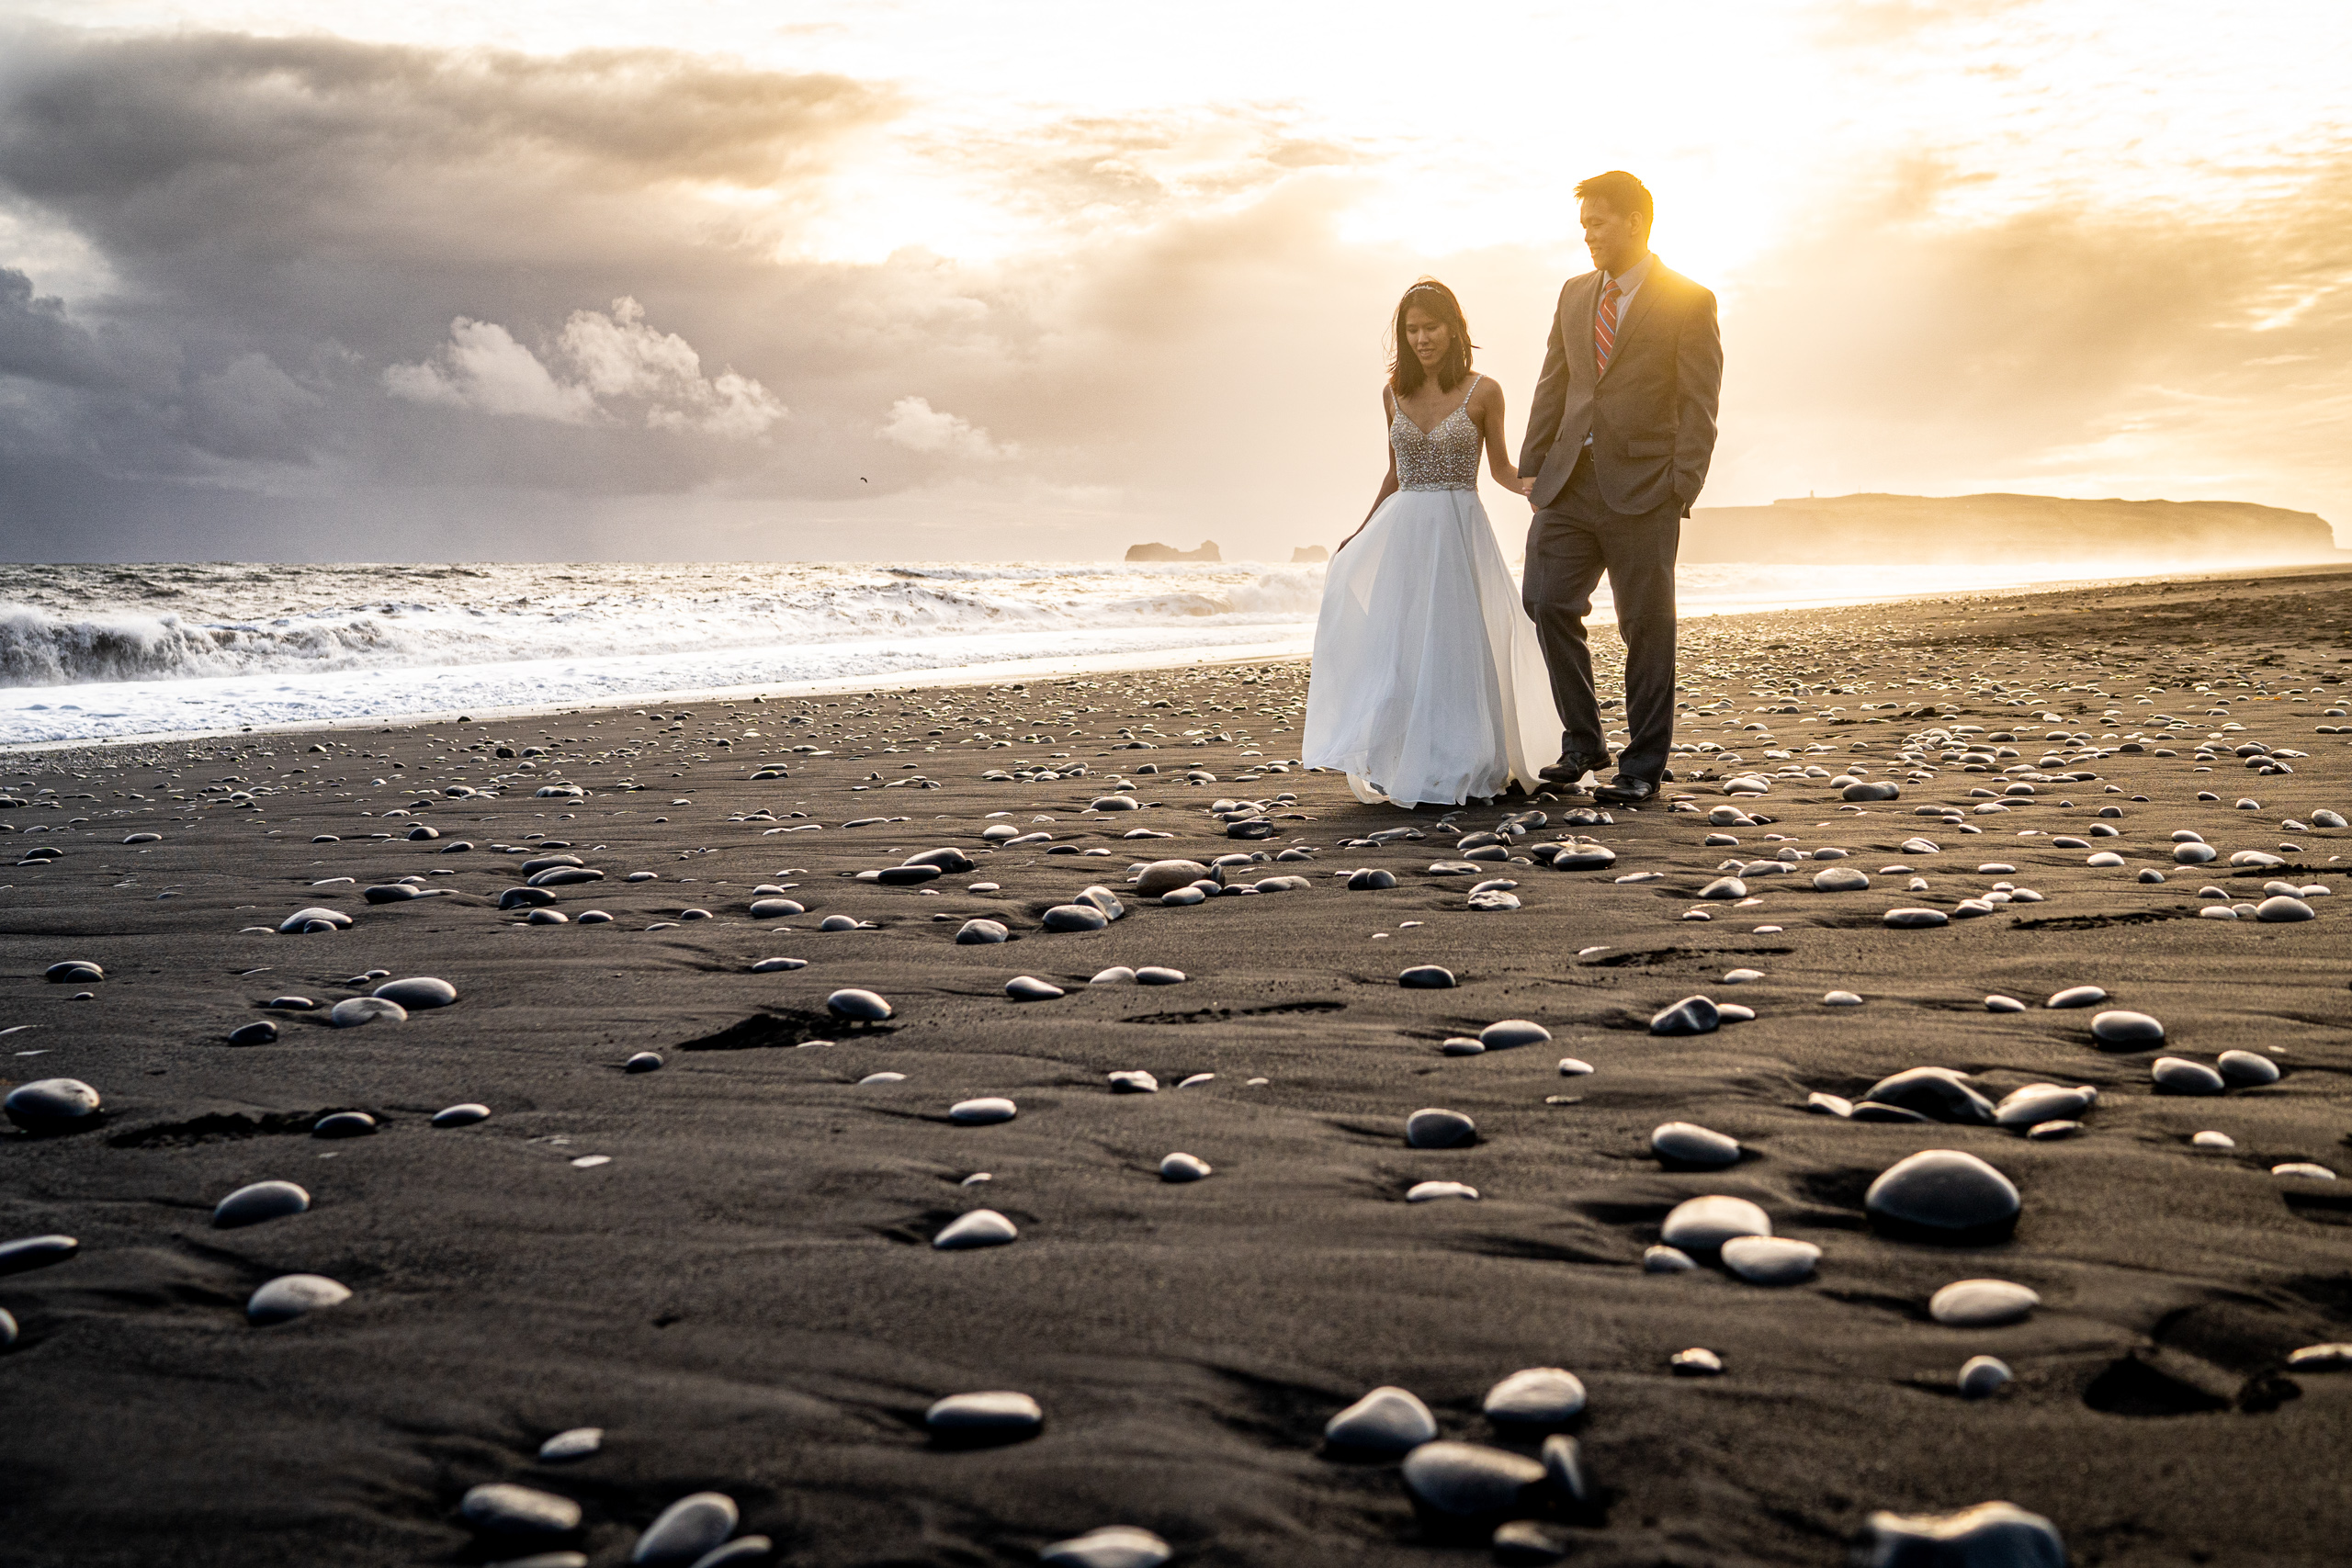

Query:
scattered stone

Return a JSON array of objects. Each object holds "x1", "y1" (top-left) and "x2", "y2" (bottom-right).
[
  {"x1": 247, "y1": 1273, "x2": 352, "y2": 1325},
  {"x1": 1929, "y1": 1279, "x2": 2040, "y2": 1326},
  {"x1": 2044, "y1": 986, "x2": 2107, "y2": 1009},
  {"x1": 1864, "y1": 1067, "x2": 1995, "y2": 1124},
  {"x1": 630, "y1": 1492, "x2": 740, "y2": 1565},
  {"x1": 0, "y1": 1235, "x2": 78, "y2": 1275},
  {"x1": 1957, "y1": 1356, "x2": 2013, "y2": 1399},
  {"x1": 228, "y1": 1020, "x2": 279, "y2": 1045},
  {"x1": 1993, "y1": 1084, "x2": 2095, "y2": 1128},
  {"x1": 2286, "y1": 1343, "x2": 2352, "y2": 1369},
  {"x1": 1108, "y1": 1070, "x2": 1159, "y2": 1094},
  {"x1": 2089, "y1": 1010, "x2": 2164, "y2": 1044},
  {"x1": 43, "y1": 960, "x2": 103, "y2": 983},
  {"x1": 1669, "y1": 1348, "x2": 1724, "y2": 1375},
  {"x1": 432, "y1": 1103, "x2": 491, "y2": 1127},
  {"x1": 933, "y1": 1210, "x2": 1018, "y2": 1250},
  {"x1": 925, "y1": 1391, "x2": 1043, "y2": 1443},
  {"x1": 750, "y1": 957, "x2": 808, "y2": 973},
  {"x1": 1406, "y1": 1179, "x2": 1480, "y2": 1201},
  {"x1": 1659, "y1": 1195, "x2": 1770, "y2": 1255},
  {"x1": 1478, "y1": 1019, "x2": 1550, "y2": 1049},
  {"x1": 1399, "y1": 965, "x2": 1456, "y2": 988},
  {"x1": 1005, "y1": 976, "x2": 1065, "y2": 1001},
  {"x1": 278, "y1": 906, "x2": 354, "y2": 934},
  {"x1": 1853, "y1": 1501, "x2": 2064, "y2": 1568},
  {"x1": 1043, "y1": 904, "x2": 1110, "y2": 932},
  {"x1": 1822, "y1": 990, "x2": 1864, "y2": 1007},
  {"x1": 1135, "y1": 860, "x2": 1209, "y2": 897},
  {"x1": 312, "y1": 1111, "x2": 377, "y2": 1137},
  {"x1": 2273, "y1": 1162, "x2": 2336, "y2": 1180},
  {"x1": 2152, "y1": 1056, "x2": 2226, "y2": 1094},
  {"x1": 213, "y1": 1180, "x2": 311, "y2": 1228},
  {"x1": 1406, "y1": 1108, "x2": 1476, "y2": 1148},
  {"x1": 1984, "y1": 995, "x2": 2025, "y2": 1013},
  {"x1": 949, "y1": 1098, "x2": 1017, "y2": 1124},
  {"x1": 1039, "y1": 1526, "x2": 1172, "y2": 1568},
  {"x1": 1480, "y1": 1366, "x2": 1587, "y2": 1428},
  {"x1": 5, "y1": 1077, "x2": 101, "y2": 1134},
  {"x1": 373, "y1": 976, "x2": 457, "y2": 1010},
  {"x1": 538, "y1": 1427, "x2": 604, "y2": 1461},
  {"x1": 624, "y1": 1052, "x2": 663, "y2": 1074},
  {"x1": 1159, "y1": 1152, "x2": 1212, "y2": 1182},
  {"x1": 2218, "y1": 1049, "x2": 2280, "y2": 1085},
  {"x1": 1400, "y1": 1441, "x2": 1546, "y2": 1521},
  {"x1": 1699, "y1": 876, "x2": 1747, "y2": 899},
  {"x1": 1558, "y1": 1057, "x2": 1594, "y2": 1076},
  {"x1": 1720, "y1": 1235, "x2": 1819, "y2": 1284},
  {"x1": 1883, "y1": 907, "x2": 1948, "y2": 928},
  {"x1": 826, "y1": 988, "x2": 892, "y2": 1021},
  {"x1": 1541, "y1": 1432, "x2": 1589, "y2": 1504},
  {"x1": 1651, "y1": 1122, "x2": 1740, "y2": 1167},
  {"x1": 1643, "y1": 1245, "x2": 1698, "y2": 1272},
  {"x1": 1325, "y1": 1385, "x2": 1438, "y2": 1452},
  {"x1": 460, "y1": 1483, "x2": 583, "y2": 1540},
  {"x1": 1136, "y1": 966, "x2": 1186, "y2": 985},
  {"x1": 2256, "y1": 895, "x2": 2316, "y2": 922},
  {"x1": 329, "y1": 996, "x2": 407, "y2": 1028},
  {"x1": 1864, "y1": 1150, "x2": 2020, "y2": 1240},
  {"x1": 1649, "y1": 995, "x2": 1721, "y2": 1035}
]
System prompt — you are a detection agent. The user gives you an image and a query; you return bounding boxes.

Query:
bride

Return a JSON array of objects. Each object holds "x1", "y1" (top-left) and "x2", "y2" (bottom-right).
[{"x1": 1302, "y1": 279, "x2": 1561, "y2": 807}]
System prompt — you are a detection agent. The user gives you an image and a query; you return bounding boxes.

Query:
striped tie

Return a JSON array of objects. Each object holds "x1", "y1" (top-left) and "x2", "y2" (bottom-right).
[{"x1": 1594, "y1": 279, "x2": 1622, "y2": 374}]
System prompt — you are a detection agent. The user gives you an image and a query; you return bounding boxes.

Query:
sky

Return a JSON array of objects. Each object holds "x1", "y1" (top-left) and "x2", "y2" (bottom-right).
[{"x1": 0, "y1": 0, "x2": 2346, "y2": 561}]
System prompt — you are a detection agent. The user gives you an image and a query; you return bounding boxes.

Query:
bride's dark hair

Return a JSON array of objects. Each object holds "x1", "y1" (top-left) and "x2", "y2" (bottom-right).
[{"x1": 1389, "y1": 278, "x2": 1475, "y2": 397}]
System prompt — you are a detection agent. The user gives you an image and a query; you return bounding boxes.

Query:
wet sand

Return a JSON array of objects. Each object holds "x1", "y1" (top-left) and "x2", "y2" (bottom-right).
[{"x1": 3, "y1": 568, "x2": 2350, "y2": 1566}]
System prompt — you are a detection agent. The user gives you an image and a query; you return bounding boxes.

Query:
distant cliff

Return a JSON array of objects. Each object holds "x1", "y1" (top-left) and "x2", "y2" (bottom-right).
[
  {"x1": 1681, "y1": 494, "x2": 2342, "y2": 566},
  {"x1": 1126, "y1": 540, "x2": 1221, "y2": 562}
]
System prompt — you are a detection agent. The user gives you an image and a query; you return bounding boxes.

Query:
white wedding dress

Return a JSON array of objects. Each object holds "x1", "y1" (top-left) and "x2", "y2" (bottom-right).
[{"x1": 1302, "y1": 374, "x2": 1562, "y2": 807}]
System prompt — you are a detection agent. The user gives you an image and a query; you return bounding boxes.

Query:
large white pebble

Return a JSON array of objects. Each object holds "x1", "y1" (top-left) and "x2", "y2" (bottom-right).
[
  {"x1": 1957, "y1": 1357, "x2": 2013, "y2": 1398},
  {"x1": 630, "y1": 1491, "x2": 739, "y2": 1565},
  {"x1": 2217, "y1": 1049, "x2": 2279, "y2": 1085},
  {"x1": 537, "y1": 1427, "x2": 604, "y2": 1461},
  {"x1": 1399, "y1": 1441, "x2": 1546, "y2": 1518},
  {"x1": 1159, "y1": 1152, "x2": 1213, "y2": 1182},
  {"x1": 2151, "y1": 1057, "x2": 2225, "y2": 1094},
  {"x1": 1480, "y1": 1367, "x2": 1587, "y2": 1426},
  {"x1": 1855, "y1": 1501, "x2": 2064, "y2": 1568},
  {"x1": 949, "y1": 1098, "x2": 1017, "y2": 1124},
  {"x1": 328, "y1": 996, "x2": 407, "y2": 1028},
  {"x1": 372, "y1": 976, "x2": 457, "y2": 1009},
  {"x1": 1651, "y1": 1122, "x2": 1740, "y2": 1167},
  {"x1": 1040, "y1": 1526, "x2": 1172, "y2": 1568},
  {"x1": 1720, "y1": 1235, "x2": 1819, "y2": 1284},
  {"x1": 1323, "y1": 1386, "x2": 1437, "y2": 1452},
  {"x1": 1928, "y1": 1279, "x2": 2041, "y2": 1326},
  {"x1": 460, "y1": 1483, "x2": 582, "y2": 1538},
  {"x1": 1659, "y1": 1195, "x2": 1770, "y2": 1255},
  {"x1": 826, "y1": 987, "x2": 893, "y2": 1021},
  {"x1": 212, "y1": 1180, "x2": 311, "y2": 1229},
  {"x1": 1405, "y1": 1179, "x2": 1478, "y2": 1202},
  {"x1": 933, "y1": 1210, "x2": 1018, "y2": 1250},
  {"x1": 2088, "y1": 1010, "x2": 2163, "y2": 1043},
  {"x1": 247, "y1": 1273, "x2": 352, "y2": 1325}
]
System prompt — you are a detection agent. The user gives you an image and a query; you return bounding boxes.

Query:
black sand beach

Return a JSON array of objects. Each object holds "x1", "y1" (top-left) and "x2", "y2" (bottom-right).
[{"x1": 4, "y1": 569, "x2": 2351, "y2": 1566}]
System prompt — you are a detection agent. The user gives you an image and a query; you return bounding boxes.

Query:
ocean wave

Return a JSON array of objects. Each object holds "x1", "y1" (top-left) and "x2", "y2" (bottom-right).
[{"x1": 0, "y1": 562, "x2": 1328, "y2": 689}]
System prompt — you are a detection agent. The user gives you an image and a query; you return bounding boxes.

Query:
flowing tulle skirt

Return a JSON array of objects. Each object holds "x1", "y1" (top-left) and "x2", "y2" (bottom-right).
[{"x1": 1301, "y1": 486, "x2": 1561, "y2": 807}]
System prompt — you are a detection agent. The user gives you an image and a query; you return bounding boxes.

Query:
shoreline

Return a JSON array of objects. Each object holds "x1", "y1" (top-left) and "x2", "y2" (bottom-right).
[{"x1": 7, "y1": 559, "x2": 2348, "y2": 758}]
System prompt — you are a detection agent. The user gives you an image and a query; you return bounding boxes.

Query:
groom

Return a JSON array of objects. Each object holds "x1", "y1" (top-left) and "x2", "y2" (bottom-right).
[{"x1": 1518, "y1": 170, "x2": 1722, "y2": 807}]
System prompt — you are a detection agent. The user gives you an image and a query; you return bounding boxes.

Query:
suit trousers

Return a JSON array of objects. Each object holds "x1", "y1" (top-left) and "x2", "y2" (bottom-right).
[{"x1": 1521, "y1": 450, "x2": 1679, "y2": 783}]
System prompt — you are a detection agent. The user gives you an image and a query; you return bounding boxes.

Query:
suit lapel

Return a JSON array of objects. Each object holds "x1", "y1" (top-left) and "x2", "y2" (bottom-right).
[{"x1": 1600, "y1": 261, "x2": 1667, "y2": 380}]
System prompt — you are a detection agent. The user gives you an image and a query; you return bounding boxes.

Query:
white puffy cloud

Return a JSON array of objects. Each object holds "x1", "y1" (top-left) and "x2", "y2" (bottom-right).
[
  {"x1": 878, "y1": 395, "x2": 1013, "y2": 459},
  {"x1": 383, "y1": 298, "x2": 784, "y2": 436}
]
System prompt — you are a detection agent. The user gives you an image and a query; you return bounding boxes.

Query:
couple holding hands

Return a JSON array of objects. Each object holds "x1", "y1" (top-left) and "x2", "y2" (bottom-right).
[{"x1": 1302, "y1": 170, "x2": 1723, "y2": 810}]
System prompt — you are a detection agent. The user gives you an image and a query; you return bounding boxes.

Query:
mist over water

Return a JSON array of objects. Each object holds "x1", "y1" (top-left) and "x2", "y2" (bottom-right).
[{"x1": 0, "y1": 556, "x2": 2220, "y2": 745}]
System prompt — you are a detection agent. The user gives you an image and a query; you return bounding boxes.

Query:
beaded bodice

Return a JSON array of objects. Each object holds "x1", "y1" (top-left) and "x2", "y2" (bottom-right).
[{"x1": 1391, "y1": 374, "x2": 1483, "y2": 491}]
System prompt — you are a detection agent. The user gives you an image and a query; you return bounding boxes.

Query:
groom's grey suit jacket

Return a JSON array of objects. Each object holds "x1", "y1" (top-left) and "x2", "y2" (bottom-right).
[{"x1": 1518, "y1": 260, "x2": 1723, "y2": 518}]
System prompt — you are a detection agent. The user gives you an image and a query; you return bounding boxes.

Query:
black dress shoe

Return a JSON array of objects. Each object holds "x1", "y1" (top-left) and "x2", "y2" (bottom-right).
[
  {"x1": 1593, "y1": 775, "x2": 1659, "y2": 806},
  {"x1": 1538, "y1": 751, "x2": 1611, "y2": 784}
]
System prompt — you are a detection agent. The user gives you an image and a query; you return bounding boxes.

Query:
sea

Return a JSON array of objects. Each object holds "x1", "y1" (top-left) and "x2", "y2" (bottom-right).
[{"x1": 0, "y1": 558, "x2": 2130, "y2": 748}]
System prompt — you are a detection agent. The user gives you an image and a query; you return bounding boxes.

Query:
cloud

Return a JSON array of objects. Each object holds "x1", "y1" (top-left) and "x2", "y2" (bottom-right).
[
  {"x1": 878, "y1": 396, "x2": 1012, "y2": 459},
  {"x1": 385, "y1": 299, "x2": 785, "y2": 435}
]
